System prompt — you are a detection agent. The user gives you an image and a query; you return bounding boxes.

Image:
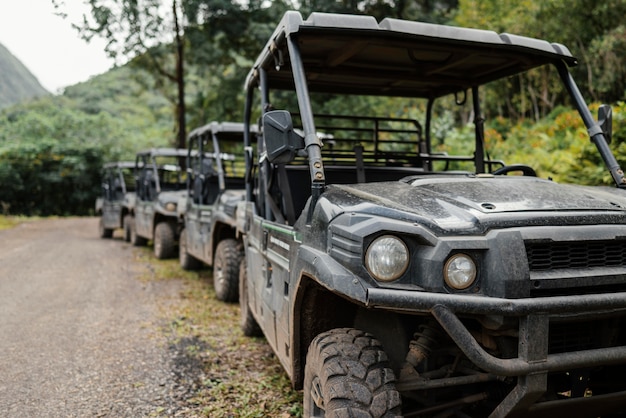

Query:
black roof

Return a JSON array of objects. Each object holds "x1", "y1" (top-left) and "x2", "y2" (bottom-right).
[{"x1": 246, "y1": 11, "x2": 577, "y2": 98}]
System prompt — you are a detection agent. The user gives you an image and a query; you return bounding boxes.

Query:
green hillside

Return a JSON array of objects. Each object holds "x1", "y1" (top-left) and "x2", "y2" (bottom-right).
[
  {"x1": 0, "y1": 43, "x2": 49, "y2": 109},
  {"x1": 0, "y1": 63, "x2": 177, "y2": 216}
]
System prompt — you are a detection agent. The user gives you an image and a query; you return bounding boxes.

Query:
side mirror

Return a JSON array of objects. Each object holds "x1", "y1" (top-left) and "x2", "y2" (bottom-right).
[
  {"x1": 262, "y1": 110, "x2": 305, "y2": 164},
  {"x1": 598, "y1": 104, "x2": 613, "y2": 144}
]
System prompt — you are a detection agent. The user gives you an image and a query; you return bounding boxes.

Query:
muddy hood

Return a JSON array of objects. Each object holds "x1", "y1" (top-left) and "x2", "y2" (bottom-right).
[{"x1": 327, "y1": 176, "x2": 626, "y2": 234}]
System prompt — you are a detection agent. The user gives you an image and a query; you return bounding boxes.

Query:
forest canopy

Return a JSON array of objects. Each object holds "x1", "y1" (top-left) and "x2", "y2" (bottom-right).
[{"x1": 1, "y1": 0, "x2": 626, "y2": 215}]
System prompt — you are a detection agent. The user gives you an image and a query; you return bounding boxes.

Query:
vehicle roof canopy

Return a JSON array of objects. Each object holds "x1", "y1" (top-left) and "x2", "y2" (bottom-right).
[
  {"x1": 246, "y1": 11, "x2": 577, "y2": 98},
  {"x1": 136, "y1": 148, "x2": 189, "y2": 158},
  {"x1": 187, "y1": 121, "x2": 256, "y2": 142},
  {"x1": 103, "y1": 161, "x2": 135, "y2": 170}
]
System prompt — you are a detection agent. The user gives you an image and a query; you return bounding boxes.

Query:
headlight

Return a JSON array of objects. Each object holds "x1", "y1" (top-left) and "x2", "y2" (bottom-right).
[
  {"x1": 164, "y1": 202, "x2": 177, "y2": 212},
  {"x1": 365, "y1": 235, "x2": 409, "y2": 282},
  {"x1": 444, "y1": 254, "x2": 477, "y2": 290}
]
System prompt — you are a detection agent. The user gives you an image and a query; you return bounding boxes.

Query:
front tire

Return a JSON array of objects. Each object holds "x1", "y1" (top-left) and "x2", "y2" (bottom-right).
[
  {"x1": 99, "y1": 218, "x2": 113, "y2": 239},
  {"x1": 239, "y1": 257, "x2": 262, "y2": 337},
  {"x1": 213, "y1": 238, "x2": 243, "y2": 302},
  {"x1": 154, "y1": 221, "x2": 176, "y2": 259},
  {"x1": 123, "y1": 215, "x2": 132, "y2": 242},
  {"x1": 179, "y1": 228, "x2": 202, "y2": 270},
  {"x1": 304, "y1": 328, "x2": 402, "y2": 418}
]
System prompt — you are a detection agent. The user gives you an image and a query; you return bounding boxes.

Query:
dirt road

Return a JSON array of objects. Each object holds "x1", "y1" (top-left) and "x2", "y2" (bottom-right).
[{"x1": 0, "y1": 217, "x2": 187, "y2": 417}]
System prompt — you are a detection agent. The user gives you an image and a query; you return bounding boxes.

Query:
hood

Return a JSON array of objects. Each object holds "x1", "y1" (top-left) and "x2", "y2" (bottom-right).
[
  {"x1": 159, "y1": 189, "x2": 188, "y2": 203},
  {"x1": 220, "y1": 189, "x2": 245, "y2": 206},
  {"x1": 325, "y1": 176, "x2": 626, "y2": 234},
  {"x1": 123, "y1": 192, "x2": 136, "y2": 208}
]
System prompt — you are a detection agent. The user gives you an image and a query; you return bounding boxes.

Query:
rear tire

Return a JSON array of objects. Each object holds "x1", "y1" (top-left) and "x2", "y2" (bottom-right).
[
  {"x1": 213, "y1": 238, "x2": 243, "y2": 302},
  {"x1": 304, "y1": 328, "x2": 402, "y2": 418},
  {"x1": 99, "y1": 218, "x2": 113, "y2": 239},
  {"x1": 239, "y1": 257, "x2": 262, "y2": 337},
  {"x1": 154, "y1": 221, "x2": 176, "y2": 259},
  {"x1": 123, "y1": 215, "x2": 132, "y2": 242},
  {"x1": 179, "y1": 228, "x2": 202, "y2": 270}
]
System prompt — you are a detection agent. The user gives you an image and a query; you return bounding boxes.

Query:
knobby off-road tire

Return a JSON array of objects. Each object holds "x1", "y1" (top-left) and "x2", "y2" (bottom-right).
[
  {"x1": 98, "y1": 218, "x2": 113, "y2": 239},
  {"x1": 213, "y1": 238, "x2": 243, "y2": 302},
  {"x1": 129, "y1": 217, "x2": 147, "y2": 247},
  {"x1": 239, "y1": 258, "x2": 262, "y2": 337},
  {"x1": 154, "y1": 221, "x2": 176, "y2": 259},
  {"x1": 179, "y1": 228, "x2": 202, "y2": 270},
  {"x1": 304, "y1": 328, "x2": 402, "y2": 418},
  {"x1": 123, "y1": 215, "x2": 132, "y2": 242}
]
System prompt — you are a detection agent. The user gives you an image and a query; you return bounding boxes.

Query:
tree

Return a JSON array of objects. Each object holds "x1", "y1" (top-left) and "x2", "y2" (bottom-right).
[
  {"x1": 534, "y1": 0, "x2": 626, "y2": 103},
  {"x1": 456, "y1": 0, "x2": 626, "y2": 115},
  {"x1": 295, "y1": 0, "x2": 458, "y2": 22},
  {"x1": 54, "y1": 0, "x2": 187, "y2": 149}
]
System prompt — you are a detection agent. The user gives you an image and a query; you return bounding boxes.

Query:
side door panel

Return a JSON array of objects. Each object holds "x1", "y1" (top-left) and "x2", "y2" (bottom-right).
[
  {"x1": 135, "y1": 200, "x2": 154, "y2": 239},
  {"x1": 185, "y1": 202, "x2": 203, "y2": 260},
  {"x1": 200, "y1": 206, "x2": 213, "y2": 264},
  {"x1": 102, "y1": 200, "x2": 122, "y2": 229},
  {"x1": 248, "y1": 214, "x2": 297, "y2": 372},
  {"x1": 265, "y1": 224, "x2": 298, "y2": 372}
]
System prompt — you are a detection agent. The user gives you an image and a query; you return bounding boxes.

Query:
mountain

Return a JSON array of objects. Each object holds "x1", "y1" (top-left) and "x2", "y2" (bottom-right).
[{"x1": 0, "y1": 43, "x2": 49, "y2": 109}]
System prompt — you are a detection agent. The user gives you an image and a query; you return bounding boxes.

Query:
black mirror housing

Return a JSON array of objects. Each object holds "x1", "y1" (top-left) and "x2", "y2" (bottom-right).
[
  {"x1": 598, "y1": 104, "x2": 613, "y2": 144},
  {"x1": 262, "y1": 110, "x2": 305, "y2": 164}
]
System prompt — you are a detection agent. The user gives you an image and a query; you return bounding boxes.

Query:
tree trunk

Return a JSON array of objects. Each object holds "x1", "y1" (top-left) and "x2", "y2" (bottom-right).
[{"x1": 174, "y1": 0, "x2": 186, "y2": 151}]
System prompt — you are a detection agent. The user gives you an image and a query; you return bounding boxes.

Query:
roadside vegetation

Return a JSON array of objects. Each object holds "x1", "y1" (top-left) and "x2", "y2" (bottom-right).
[
  {"x1": 134, "y1": 247, "x2": 303, "y2": 417},
  {"x1": 0, "y1": 215, "x2": 37, "y2": 230},
  {"x1": 435, "y1": 101, "x2": 626, "y2": 185},
  {"x1": 2, "y1": 1, "x2": 626, "y2": 216}
]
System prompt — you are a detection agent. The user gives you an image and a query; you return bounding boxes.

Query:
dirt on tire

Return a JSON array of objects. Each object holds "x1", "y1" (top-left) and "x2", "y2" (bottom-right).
[
  {"x1": 0, "y1": 217, "x2": 201, "y2": 417},
  {"x1": 212, "y1": 238, "x2": 243, "y2": 303}
]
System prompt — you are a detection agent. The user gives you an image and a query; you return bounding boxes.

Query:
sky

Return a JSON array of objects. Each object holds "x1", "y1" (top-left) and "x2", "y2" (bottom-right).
[{"x1": 0, "y1": 1, "x2": 116, "y2": 93}]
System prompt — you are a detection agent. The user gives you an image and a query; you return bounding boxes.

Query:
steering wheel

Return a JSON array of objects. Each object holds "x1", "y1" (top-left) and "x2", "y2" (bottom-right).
[{"x1": 492, "y1": 164, "x2": 537, "y2": 177}]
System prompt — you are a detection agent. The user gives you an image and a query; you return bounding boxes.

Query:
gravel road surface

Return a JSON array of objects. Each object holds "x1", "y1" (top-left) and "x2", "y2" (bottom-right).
[{"x1": 0, "y1": 217, "x2": 193, "y2": 417}]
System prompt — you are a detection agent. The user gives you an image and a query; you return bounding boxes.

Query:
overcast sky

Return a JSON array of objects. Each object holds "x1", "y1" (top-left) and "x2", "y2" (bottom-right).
[{"x1": 0, "y1": 1, "x2": 116, "y2": 93}]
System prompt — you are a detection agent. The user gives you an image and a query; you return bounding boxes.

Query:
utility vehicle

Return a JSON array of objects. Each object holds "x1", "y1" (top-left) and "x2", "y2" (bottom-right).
[
  {"x1": 96, "y1": 161, "x2": 136, "y2": 241},
  {"x1": 178, "y1": 122, "x2": 251, "y2": 302},
  {"x1": 131, "y1": 148, "x2": 188, "y2": 259},
  {"x1": 237, "y1": 11, "x2": 626, "y2": 418}
]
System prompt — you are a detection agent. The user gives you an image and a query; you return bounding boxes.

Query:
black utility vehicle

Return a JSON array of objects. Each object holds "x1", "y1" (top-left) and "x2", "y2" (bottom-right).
[
  {"x1": 178, "y1": 122, "x2": 250, "y2": 302},
  {"x1": 96, "y1": 161, "x2": 136, "y2": 240},
  {"x1": 130, "y1": 148, "x2": 188, "y2": 259},
  {"x1": 237, "y1": 11, "x2": 626, "y2": 417}
]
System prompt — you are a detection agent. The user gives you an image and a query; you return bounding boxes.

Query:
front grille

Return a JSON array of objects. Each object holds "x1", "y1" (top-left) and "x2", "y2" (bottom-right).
[
  {"x1": 549, "y1": 317, "x2": 625, "y2": 354},
  {"x1": 526, "y1": 240, "x2": 626, "y2": 271},
  {"x1": 549, "y1": 321, "x2": 599, "y2": 354}
]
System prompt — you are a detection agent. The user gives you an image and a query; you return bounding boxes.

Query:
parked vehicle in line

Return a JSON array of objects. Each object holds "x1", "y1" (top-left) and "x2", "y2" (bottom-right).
[
  {"x1": 237, "y1": 11, "x2": 626, "y2": 417},
  {"x1": 130, "y1": 148, "x2": 188, "y2": 259},
  {"x1": 178, "y1": 121, "x2": 252, "y2": 302},
  {"x1": 96, "y1": 161, "x2": 136, "y2": 240}
]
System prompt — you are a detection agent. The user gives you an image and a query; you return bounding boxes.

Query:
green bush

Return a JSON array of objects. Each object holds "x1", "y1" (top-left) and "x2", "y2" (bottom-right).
[
  {"x1": 0, "y1": 139, "x2": 104, "y2": 216},
  {"x1": 485, "y1": 102, "x2": 626, "y2": 185}
]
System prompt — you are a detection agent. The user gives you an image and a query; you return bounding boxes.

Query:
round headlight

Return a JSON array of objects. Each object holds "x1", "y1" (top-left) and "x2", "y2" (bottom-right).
[
  {"x1": 365, "y1": 235, "x2": 409, "y2": 282},
  {"x1": 165, "y1": 202, "x2": 177, "y2": 212},
  {"x1": 444, "y1": 254, "x2": 477, "y2": 290}
]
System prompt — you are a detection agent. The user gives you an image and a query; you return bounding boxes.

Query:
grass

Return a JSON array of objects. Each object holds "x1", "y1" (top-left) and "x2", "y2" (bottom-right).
[
  {"x1": 0, "y1": 215, "x2": 36, "y2": 230},
  {"x1": 134, "y1": 248, "x2": 304, "y2": 417}
]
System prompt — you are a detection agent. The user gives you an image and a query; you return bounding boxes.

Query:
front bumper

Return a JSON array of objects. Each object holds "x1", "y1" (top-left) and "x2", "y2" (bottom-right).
[
  {"x1": 366, "y1": 288, "x2": 626, "y2": 317},
  {"x1": 366, "y1": 288, "x2": 626, "y2": 417}
]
